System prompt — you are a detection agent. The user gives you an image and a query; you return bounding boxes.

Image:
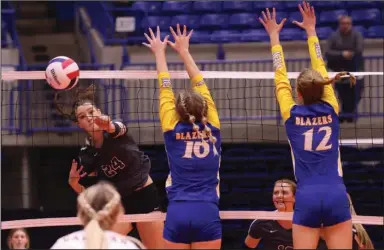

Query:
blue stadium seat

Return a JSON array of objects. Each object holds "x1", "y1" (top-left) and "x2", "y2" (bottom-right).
[
  {"x1": 312, "y1": 1, "x2": 345, "y2": 10},
  {"x1": 228, "y1": 13, "x2": 259, "y2": 29},
  {"x1": 222, "y1": 1, "x2": 254, "y2": 12},
  {"x1": 283, "y1": 1, "x2": 301, "y2": 10},
  {"x1": 288, "y1": 11, "x2": 302, "y2": 25},
  {"x1": 351, "y1": 9, "x2": 381, "y2": 24},
  {"x1": 199, "y1": 14, "x2": 229, "y2": 30},
  {"x1": 1, "y1": 22, "x2": 7, "y2": 48},
  {"x1": 345, "y1": 1, "x2": 377, "y2": 8},
  {"x1": 211, "y1": 30, "x2": 242, "y2": 43},
  {"x1": 254, "y1": 1, "x2": 285, "y2": 10},
  {"x1": 162, "y1": 1, "x2": 192, "y2": 14},
  {"x1": 131, "y1": 1, "x2": 162, "y2": 14},
  {"x1": 190, "y1": 31, "x2": 211, "y2": 43},
  {"x1": 141, "y1": 16, "x2": 171, "y2": 30},
  {"x1": 280, "y1": 28, "x2": 305, "y2": 41},
  {"x1": 353, "y1": 25, "x2": 367, "y2": 37},
  {"x1": 368, "y1": 25, "x2": 384, "y2": 38},
  {"x1": 192, "y1": 1, "x2": 222, "y2": 13},
  {"x1": 241, "y1": 29, "x2": 269, "y2": 42},
  {"x1": 316, "y1": 26, "x2": 334, "y2": 40},
  {"x1": 319, "y1": 10, "x2": 348, "y2": 24},
  {"x1": 171, "y1": 15, "x2": 200, "y2": 29}
]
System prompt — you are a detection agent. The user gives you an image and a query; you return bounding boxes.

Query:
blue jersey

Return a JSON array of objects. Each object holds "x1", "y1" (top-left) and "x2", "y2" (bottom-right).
[
  {"x1": 158, "y1": 72, "x2": 221, "y2": 204},
  {"x1": 285, "y1": 103, "x2": 342, "y2": 186},
  {"x1": 164, "y1": 122, "x2": 221, "y2": 203},
  {"x1": 272, "y1": 36, "x2": 343, "y2": 187}
]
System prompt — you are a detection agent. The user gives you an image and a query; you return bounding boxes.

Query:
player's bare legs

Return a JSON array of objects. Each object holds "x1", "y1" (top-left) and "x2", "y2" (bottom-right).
[
  {"x1": 292, "y1": 224, "x2": 321, "y2": 249},
  {"x1": 137, "y1": 219, "x2": 165, "y2": 249},
  {"x1": 192, "y1": 239, "x2": 221, "y2": 249},
  {"x1": 322, "y1": 219, "x2": 353, "y2": 249}
]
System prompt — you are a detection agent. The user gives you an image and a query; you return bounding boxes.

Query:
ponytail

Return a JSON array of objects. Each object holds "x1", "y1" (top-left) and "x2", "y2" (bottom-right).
[
  {"x1": 348, "y1": 193, "x2": 374, "y2": 249},
  {"x1": 314, "y1": 71, "x2": 356, "y2": 88},
  {"x1": 84, "y1": 219, "x2": 107, "y2": 249},
  {"x1": 53, "y1": 84, "x2": 97, "y2": 122},
  {"x1": 180, "y1": 92, "x2": 218, "y2": 155}
]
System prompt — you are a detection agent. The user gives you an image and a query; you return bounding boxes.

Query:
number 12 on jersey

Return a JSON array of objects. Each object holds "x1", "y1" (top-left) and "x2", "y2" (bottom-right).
[
  {"x1": 303, "y1": 126, "x2": 333, "y2": 151},
  {"x1": 183, "y1": 141, "x2": 210, "y2": 158}
]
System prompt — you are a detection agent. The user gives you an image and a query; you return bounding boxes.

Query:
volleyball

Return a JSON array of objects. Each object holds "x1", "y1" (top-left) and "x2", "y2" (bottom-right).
[{"x1": 45, "y1": 56, "x2": 80, "y2": 90}]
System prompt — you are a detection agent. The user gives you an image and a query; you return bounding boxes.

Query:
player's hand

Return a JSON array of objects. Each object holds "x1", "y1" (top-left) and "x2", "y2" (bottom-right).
[
  {"x1": 259, "y1": 8, "x2": 286, "y2": 36},
  {"x1": 143, "y1": 26, "x2": 169, "y2": 54},
  {"x1": 68, "y1": 159, "x2": 87, "y2": 185},
  {"x1": 293, "y1": 1, "x2": 316, "y2": 32},
  {"x1": 94, "y1": 114, "x2": 112, "y2": 131},
  {"x1": 168, "y1": 24, "x2": 193, "y2": 55}
]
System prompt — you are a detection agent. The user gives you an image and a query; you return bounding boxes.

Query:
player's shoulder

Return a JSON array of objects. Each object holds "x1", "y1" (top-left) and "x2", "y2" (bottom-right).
[{"x1": 51, "y1": 230, "x2": 84, "y2": 249}]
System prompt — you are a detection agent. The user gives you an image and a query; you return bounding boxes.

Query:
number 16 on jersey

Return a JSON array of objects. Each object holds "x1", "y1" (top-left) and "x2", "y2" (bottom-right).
[{"x1": 183, "y1": 141, "x2": 210, "y2": 158}]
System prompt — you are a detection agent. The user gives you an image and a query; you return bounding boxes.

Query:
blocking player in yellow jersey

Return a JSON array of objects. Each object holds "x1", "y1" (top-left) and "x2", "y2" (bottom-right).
[
  {"x1": 259, "y1": 1, "x2": 356, "y2": 249},
  {"x1": 143, "y1": 25, "x2": 221, "y2": 249}
]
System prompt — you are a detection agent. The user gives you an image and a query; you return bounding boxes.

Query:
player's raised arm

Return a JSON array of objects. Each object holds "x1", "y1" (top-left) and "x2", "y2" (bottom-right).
[
  {"x1": 259, "y1": 8, "x2": 295, "y2": 122},
  {"x1": 293, "y1": 1, "x2": 339, "y2": 114},
  {"x1": 144, "y1": 26, "x2": 178, "y2": 132},
  {"x1": 168, "y1": 24, "x2": 220, "y2": 129}
]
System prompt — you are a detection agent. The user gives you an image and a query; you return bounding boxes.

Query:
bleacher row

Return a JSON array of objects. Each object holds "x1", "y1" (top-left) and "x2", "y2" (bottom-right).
[{"x1": 100, "y1": 1, "x2": 384, "y2": 44}]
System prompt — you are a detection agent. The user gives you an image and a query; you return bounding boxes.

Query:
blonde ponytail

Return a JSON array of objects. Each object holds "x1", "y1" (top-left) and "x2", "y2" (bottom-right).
[
  {"x1": 314, "y1": 71, "x2": 356, "y2": 87},
  {"x1": 84, "y1": 219, "x2": 107, "y2": 249},
  {"x1": 347, "y1": 194, "x2": 374, "y2": 249},
  {"x1": 77, "y1": 181, "x2": 123, "y2": 249}
]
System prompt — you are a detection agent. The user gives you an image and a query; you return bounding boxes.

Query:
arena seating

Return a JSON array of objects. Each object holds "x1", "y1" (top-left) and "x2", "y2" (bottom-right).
[{"x1": 76, "y1": 1, "x2": 384, "y2": 45}]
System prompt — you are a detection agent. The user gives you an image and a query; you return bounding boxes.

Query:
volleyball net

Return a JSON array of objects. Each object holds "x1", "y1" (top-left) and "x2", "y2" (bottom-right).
[{"x1": 1, "y1": 69, "x2": 383, "y2": 248}]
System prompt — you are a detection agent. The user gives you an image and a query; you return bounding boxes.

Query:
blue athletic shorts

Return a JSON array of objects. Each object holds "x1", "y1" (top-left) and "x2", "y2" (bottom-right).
[
  {"x1": 293, "y1": 184, "x2": 351, "y2": 228},
  {"x1": 163, "y1": 201, "x2": 222, "y2": 244}
]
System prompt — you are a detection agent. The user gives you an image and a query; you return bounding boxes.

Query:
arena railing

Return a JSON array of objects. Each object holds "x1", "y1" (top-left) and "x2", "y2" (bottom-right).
[{"x1": 1, "y1": 7, "x2": 27, "y2": 68}]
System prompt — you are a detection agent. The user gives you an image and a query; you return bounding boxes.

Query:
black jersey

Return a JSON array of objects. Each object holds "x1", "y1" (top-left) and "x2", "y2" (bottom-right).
[
  {"x1": 78, "y1": 120, "x2": 151, "y2": 195},
  {"x1": 248, "y1": 219, "x2": 293, "y2": 250},
  {"x1": 247, "y1": 219, "x2": 327, "y2": 250}
]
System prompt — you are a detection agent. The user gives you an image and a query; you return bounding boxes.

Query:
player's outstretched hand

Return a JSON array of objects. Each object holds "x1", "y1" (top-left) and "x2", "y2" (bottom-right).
[
  {"x1": 293, "y1": 1, "x2": 316, "y2": 31},
  {"x1": 259, "y1": 8, "x2": 286, "y2": 36},
  {"x1": 168, "y1": 24, "x2": 193, "y2": 55},
  {"x1": 68, "y1": 159, "x2": 87, "y2": 185},
  {"x1": 143, "y1": 26, "x2": 169, "y2": 54}
]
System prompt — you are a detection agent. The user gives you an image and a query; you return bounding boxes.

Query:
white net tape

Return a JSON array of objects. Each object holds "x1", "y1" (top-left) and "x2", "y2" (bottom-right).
[
  {"x1": 1, "y1": 70, "x2": 383, "y2": 80},
  {"x1": 2, "y1": 211, "x2": 383, "y2": 229}
]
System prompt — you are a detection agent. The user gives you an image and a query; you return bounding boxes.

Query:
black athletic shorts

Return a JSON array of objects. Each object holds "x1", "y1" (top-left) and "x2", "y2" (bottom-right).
[{"x1": 121, "y1": 182, "x2": 162, "y2": 214}]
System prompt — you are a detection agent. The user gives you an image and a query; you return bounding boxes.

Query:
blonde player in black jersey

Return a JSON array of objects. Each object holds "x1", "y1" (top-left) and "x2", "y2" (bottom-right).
[{"x1": 51, "y1": 181, "x2": 146, "y2": 249}]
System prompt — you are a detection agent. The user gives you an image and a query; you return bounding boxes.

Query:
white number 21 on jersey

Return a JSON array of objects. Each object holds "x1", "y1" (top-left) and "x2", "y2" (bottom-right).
[
  {"x1": 183, "y1": 141, "x2": 210, "y2": 158},
  {"x1": 303, "y1": 126, "x2": 332, "y2": 151}
]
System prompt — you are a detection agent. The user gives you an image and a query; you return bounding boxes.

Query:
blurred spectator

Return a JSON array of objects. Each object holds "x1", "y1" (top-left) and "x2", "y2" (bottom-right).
[
  {"x1": 325, "y1": 15, "x2": 364, "y2": 123},
  {"x1": 7, "y1": 228, "x2": 30, "y2": 249}
]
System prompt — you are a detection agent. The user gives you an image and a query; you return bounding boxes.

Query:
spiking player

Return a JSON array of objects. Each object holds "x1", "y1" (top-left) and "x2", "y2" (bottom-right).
[
  {"x1": 143, "y1": 25, "x2": 222, "y2": 249},
  {"x1": 54, "y1": 86, "x2": 164, "y2": 249},
  {"x1": 259, "y1": 2, "x2": 355, "y2": 249}
]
